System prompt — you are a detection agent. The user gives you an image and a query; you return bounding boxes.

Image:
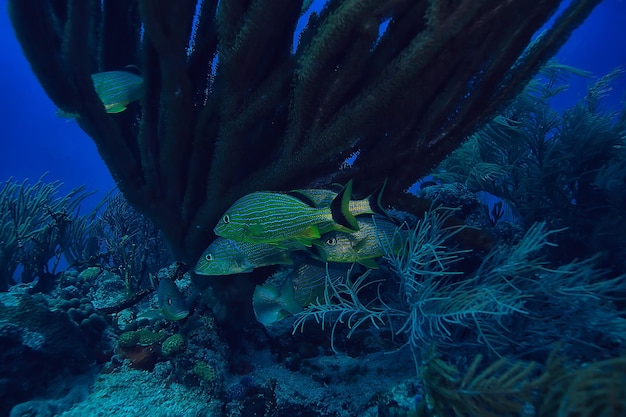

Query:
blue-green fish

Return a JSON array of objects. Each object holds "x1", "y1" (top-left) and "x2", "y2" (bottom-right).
[
  {"x1": 57, "y1": 70, "x2": 143, "y2": 117},
  {"x1": 252, "y1": 262, "x2": 351, "y2": 326},
  {"x1": 214, "y1": 181, "x2": 358, "y2": 245},
  {"x1": 157, "y1": 278, "x2": 189, "y2": 321},
  {"x1": 314, "y1": 215, "x2": 405, "y2": 268},
  {"x1": 194, "y1": 237, "x2": 303, "y2": 275}
]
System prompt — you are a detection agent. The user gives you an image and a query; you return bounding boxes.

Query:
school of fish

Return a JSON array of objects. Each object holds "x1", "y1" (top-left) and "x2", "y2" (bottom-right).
[{"x1": 194, "y1": 181, "x2": 409, "y2": 325}]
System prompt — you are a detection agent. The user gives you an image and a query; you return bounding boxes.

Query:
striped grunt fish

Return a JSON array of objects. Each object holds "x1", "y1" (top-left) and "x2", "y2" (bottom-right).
[
  {"x1": 57, "y1": 70, "x2": 143, "y2": 117},
  {"x1": 287, "y1": 180, "x2": 387, "y2": 217},
  {"x1": 313, "y1": 215, "x2": 405, "y2": 268},
  {"x1": 194, "y1": 237, "x2": 304, "y2": 275},
  {"x1": 252, "y1": 262, "x2": 352, "y2": 326},
  {"x1": 214, "y1": 182, "x2": 358, "y2": 245}
]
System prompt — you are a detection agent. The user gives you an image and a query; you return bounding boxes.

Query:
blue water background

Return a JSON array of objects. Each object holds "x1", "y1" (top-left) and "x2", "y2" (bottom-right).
[{"x1": 1, "y1": 0, "x2": 625, "y2": 211}]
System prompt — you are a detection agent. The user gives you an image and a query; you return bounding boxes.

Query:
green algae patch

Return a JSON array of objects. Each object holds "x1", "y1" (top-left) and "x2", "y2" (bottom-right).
[
  {"x1": 118, "y1": 329, "x2": 168, "y2": 349},
  {"x1": 161, "y1": 334, "x2": 185, "y2": 356}
]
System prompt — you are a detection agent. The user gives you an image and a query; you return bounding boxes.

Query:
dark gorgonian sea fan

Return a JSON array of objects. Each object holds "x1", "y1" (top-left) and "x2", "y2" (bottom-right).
[{"x1": 8, "y1": 0, "x2": 602, "y2": 264}]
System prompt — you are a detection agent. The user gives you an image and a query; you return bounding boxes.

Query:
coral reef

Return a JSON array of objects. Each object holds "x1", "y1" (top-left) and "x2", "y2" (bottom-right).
[
  {"x1": 90, "y1": 192, "x2": 172, "y2": 296},
  {"x1": 434, "y1": 65, "x2": 626, "y2": 272},
  {"x1": 0, "y1": 292, "x2": 93, "y2": 416},
  {"x1": 8, "y1": 0, "x2": 602, "y2": 263}
]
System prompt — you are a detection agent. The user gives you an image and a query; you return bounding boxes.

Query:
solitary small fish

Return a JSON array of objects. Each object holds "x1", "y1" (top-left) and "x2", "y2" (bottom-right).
[
  {"x1": 314, "y1": 216, "x2": 405, "y2": 268},
  {"x1": 157, "y1": 278, "x2": 189, "y2": 321},
  {"x1": 214, "y1": 182, "x2": 358, "y2": 245},
  {"x1": 194, "y1": 237, "x2": 302, "y2": 275},
  {"x1": 57, "y1": 70, "x2": 143, "y2": 117}
]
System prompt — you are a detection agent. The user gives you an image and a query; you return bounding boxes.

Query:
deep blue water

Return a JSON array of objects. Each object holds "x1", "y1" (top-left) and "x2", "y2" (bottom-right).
[{"x1": 1, "y1": 0, "x2": 625, "y2": 208}]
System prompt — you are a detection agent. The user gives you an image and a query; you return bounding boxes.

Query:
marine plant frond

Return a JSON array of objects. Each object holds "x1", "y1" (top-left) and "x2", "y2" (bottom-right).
[
  {"x1": 537, "y1": 354, "x2": 626, "y2": 417},
  {"x1": 0, "y1": 175, "x2": 94, "y2": 290},
  {"x1": 474, "y1": 222, "x2": 560, "y2": 282},
  {"x1": 584, "y1": 66, "x2": 625, "y2": 112},
  {"x1": 420, "y1": 348, "x2": 550, "y2": 417},
  {"x1": 534, "y1": 254, "x2": 626, "y2": 300},
  {"x1": 385, "y1": 207, "x2": 469, "y2": 289},
  {"x1": 420, "y1": 346, "x2": 626, "y2": 417},
  {"x1": 528, "y1": 60, "x2": 593, "y2": 99},
  {"x1": 292, "y1": 265, "x2": 396, "y2": 354}
]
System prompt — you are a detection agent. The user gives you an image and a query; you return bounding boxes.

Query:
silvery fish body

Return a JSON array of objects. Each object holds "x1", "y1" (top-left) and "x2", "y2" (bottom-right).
[
  {"x1": 317, "y1": 215, "x2": 405, "y2": 268},
  {"x1": 157, "y1": 278, "x2": 189, "y2": 321},
  {"x1": 252, "y1": 262, "x2": 351, "y2": 326},
  {"x1": 288, "y1": 262, "x2": 350, "y2": 307},
  {"x1": 194, "y1": 237, "x2": 302, "y2": 275},
  {"x1": 214, "y1": 182, "x2": 357, "y2": 245}
]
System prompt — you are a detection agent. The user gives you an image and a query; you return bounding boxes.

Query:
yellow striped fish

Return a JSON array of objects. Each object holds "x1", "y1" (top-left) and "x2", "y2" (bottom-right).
[
  {"x1": 194, "y1": 237, "x2": 303, "y2": 275},
  {"x1": 57, "y1": 70, "x2": 143, "y2": 117},
  {"x1": 313, "y1": 215, "x2": 405, "y2": 268},
  {"x1": 214, "y1": 182, "x2": 358, "y2": 245}
]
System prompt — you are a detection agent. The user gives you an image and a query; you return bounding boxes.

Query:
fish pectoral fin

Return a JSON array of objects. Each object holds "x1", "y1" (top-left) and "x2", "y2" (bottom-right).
[
  {"x1": 294, "y1": 237, "x2": 320, "y2": 248},
  {"x1": 305, "y1": 245, "x2": 327, "y2": 262},
  {"x1": 278, "y1": 253, "x2": 294, "y2": 265},
  {"x1": 247, "y1": 223, "x2": 265, "y2": 237},
  {"x1": 353, "y1": 239, "x2": 368, "y2": 251},
  {"x1": 302, "y1": 225, "x2": 321, "y2": 239},
  {"x1": 358, "y1": 258, "x2": 379, "y2": 269}
]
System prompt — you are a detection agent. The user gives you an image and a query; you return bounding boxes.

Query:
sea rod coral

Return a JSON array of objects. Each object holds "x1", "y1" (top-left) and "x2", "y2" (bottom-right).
[{"x1": 8, "y1": 0, "x2": 602, "y2": 263}]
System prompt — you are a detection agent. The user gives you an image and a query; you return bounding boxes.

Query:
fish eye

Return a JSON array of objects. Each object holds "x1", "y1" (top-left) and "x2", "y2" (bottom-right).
[
  {"x1": 223, "y1": 214, "x2": 230, "y2": 224},
  {"x1": 326, "y1": 237, "x2": 337, "y2": 246},
  {"x1": 205, "y1": 253, "x2": 213, "y2": 262},
  {"x1": 167, "y1": 298, "x2": 173, "y2": 305}
]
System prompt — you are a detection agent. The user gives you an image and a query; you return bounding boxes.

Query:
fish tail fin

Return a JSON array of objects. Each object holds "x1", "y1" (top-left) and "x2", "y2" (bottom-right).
[
  {"x1": 330, "y1": 180, "x2": 359, "y2": 231},
  {"x1": 365, "y1": 179, "x2": 388, "y2": 215},
  {"x1": 252, "y1": 281, "x2": 303, "y2": 326}
]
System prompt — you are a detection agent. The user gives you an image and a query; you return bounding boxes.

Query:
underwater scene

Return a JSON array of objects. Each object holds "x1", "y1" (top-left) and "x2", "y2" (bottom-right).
[{"x1": 2, "y1": 1, "x2": 626, "y2": 416}]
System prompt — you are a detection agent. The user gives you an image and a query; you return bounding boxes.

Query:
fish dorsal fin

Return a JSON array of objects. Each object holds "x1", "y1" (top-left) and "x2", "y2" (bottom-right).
[
  {"x1": 330, "y1": 180, "x2": 359, "y2": 231},
  {"x1": 286, "y1": 190, "x2": 318, "y2": 208}
]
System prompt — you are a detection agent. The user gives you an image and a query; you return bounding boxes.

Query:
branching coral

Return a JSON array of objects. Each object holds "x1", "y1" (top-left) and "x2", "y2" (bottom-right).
[
  {"x1": 91, "y1": 192, "x2": 172, "y2": 296},
  {"x1": 0, "y1": 175, "x2": 93, "y2": 291},
  {"x1": 294, "y1": 206, "x2": 626, "y2": 361},
  {"x1": 419, "y1": 348, "x2": 626, "y2": 417},
  {"x1": 8, "y1": 0, "x2": 603, "y2": 262},
  {"x1": 434, "y1": 65, "x2": 626, "y2": 271}
]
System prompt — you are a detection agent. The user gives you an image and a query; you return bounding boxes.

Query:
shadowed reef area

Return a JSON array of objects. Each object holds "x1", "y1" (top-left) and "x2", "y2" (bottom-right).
[{"x1": 8, "y1": 0, "x2": 601, "y2": 263}]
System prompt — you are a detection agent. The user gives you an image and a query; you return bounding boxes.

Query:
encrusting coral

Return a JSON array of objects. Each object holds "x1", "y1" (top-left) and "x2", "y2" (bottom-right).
[{"x1": 8, "y1": 0, "x2": 603, "y2": 264}]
